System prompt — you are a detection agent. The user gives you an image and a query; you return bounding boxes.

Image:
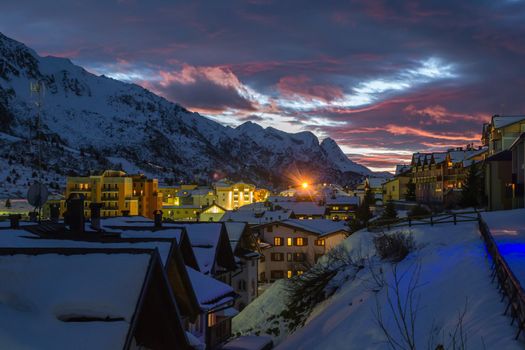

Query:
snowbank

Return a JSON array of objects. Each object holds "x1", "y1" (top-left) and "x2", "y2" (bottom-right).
[{"x1": 235, "y1": 220, "x2": 524, "y2": 349}]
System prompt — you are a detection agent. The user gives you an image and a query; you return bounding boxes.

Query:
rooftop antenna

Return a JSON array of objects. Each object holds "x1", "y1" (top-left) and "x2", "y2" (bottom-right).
[{"x1": 27, "y1": 81, "x2": 48, "y2": 222}]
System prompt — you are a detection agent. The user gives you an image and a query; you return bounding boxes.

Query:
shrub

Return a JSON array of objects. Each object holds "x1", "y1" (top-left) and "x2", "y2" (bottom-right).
[{"x1": 373, "y1": 232, "x2": 415, "y2": 262}]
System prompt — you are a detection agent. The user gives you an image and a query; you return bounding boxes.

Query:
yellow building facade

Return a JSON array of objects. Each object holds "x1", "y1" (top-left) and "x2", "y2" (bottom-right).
[
  {"x1": 382, "y1": 176, "x2": 410, "y2": 201},
  {"x1": 215, "y1": 181, "x2": 255, "y2": 210},
  {"x1": 65, "y1": 170, "x2": 162, "y2": 218}
]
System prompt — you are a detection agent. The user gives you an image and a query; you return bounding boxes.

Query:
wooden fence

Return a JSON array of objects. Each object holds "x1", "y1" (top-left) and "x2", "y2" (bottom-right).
[
  {"x1": 368, "y1": 210, "x2": 525, "y2": 339},
  {"x1": 367, "y1": 211, "x2": 481, "y2": 232},
  {"x1": 479, "y1": 216, "x2": 525, "y2": 339}
]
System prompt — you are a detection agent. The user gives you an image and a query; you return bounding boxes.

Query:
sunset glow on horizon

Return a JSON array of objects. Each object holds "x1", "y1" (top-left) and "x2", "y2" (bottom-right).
[{"x1": 4, "y1": 1, "x2": 525, "y2": 172}]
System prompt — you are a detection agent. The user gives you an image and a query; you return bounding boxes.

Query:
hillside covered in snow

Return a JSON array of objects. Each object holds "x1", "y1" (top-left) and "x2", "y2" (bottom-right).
[
  {"x1": 0, "y1": 32, "x2": 374, "y2": 197},
  {"x1": 233, "y1": 220, "x2": 523, "y2": 349}
]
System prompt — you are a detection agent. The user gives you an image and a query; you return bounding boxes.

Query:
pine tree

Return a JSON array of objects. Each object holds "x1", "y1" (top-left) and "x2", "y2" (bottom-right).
[
  {"x1": 356, "y1": 189, "x2": 373, "y2": 225},
  {"x1": 382, "y1": 200, "x2": 398, "y2": 220},
  {"x1": 460, "y1": 161, "x2": 480, "y2": 208},
  {"x1": 405, "y1": 178, "x2": 416, "y2": 201}
]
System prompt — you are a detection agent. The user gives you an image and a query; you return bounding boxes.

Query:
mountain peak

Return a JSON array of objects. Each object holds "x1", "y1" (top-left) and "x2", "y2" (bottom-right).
[{"x1": 0, "y1": 32, "x2": 375, "y2": 195}]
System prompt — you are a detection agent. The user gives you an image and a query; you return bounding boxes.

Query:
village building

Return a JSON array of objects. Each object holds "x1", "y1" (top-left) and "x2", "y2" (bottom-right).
[
  {"x1": 200, "y1": 203, "x2": 228, "y2": 222},
  {"x1": 224, "y1": 221, "x2": 260, "y2": 310},
  {"x1": 220, "y1": 202, "x2": 293, "y2": 225},
  {"x1": 411, "y1": 147, "x2": 486, "y2": 205},
  {"x1": 65, "y1": 170, "x2": 161, "y2": 219},
  {"x1": 483, "y1": 116, "x2": 525, "y2": 210},
  {"x1": 254, "y1": 219, "x2": 349, "y2": 283},
  {"x1": 324, "y1": 195, "x2": 359, "y2": 220},
  {"x1": 214, "y1": 180, "x2": 256, "y2": 210},
  {"x1": 273, "y1": 201, "x2": 326, "y2": 219},
  {"x1": 382, "y1": 165, "x2": 412, "y2": 201},
  {"x1": 510, "y1": 133, "x2": 525, "y2": 209}
]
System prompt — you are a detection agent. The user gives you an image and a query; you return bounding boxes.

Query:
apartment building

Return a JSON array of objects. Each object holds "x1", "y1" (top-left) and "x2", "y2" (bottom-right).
[
  {"x1": 215, "y1": 180, "x2": 255, "y2": 210},
  {"x1": 411, "y1": 147, "x2": 486, "y2": 205},
  {"x1": 483, "y1": 116, "x2": 525, "y2": 210},
  {"x1": 255, "y1": 219, "x2": 349, "y2": 283},
  {"x1": 65, "y1": 170, "x2": 161, "y2": 218}
]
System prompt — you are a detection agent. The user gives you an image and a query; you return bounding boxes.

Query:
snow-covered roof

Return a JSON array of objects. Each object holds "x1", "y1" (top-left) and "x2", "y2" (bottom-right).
[
  {"x1": 186, "y1": 266, "x2": 235, "y2": 311},
  {"x1": 395, "y1": 164, "x2": 411, "y2": 176},
  {"x1": 274, "y1": 201, "x2": 326, "y2": 216},
  {"x1": 279, "y1": 219, "x2": 349, "y2": 236},
  {"x1": 0, "y1": 228, "x2": 174, "y2": 265},
  {"x1": 493, "y1": 115, "x2": 525, "y2": 129},
  {"x1": 366, "y1": 177, "x2": 386, "y2": 189},
  {"x1": 176, "y1": 223, "x2": 223, "y2": 274},
  {"x1": 224, "y1": 222, "x2": 247, "y2": 251},
  {"x1": 325, "y1": 196, "x2": 359, "y2": 205},
  {"x1": 221, "y1": 208, "x2": 292, "y2": 225},
  {"x1": 267, "y1": 195, "x2": 296, "y2": 203},
  {"x1": 0, "y1": 250, "x2": 151, "y2": 349}
]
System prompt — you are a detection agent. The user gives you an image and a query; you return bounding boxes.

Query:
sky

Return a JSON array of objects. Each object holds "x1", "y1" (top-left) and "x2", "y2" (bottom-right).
[{"x1": 1, "y1": 1, "x2": 525, "y2": 172}]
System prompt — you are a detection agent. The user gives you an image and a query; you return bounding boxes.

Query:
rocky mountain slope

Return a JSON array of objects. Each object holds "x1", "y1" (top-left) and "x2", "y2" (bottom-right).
[{"x1": 0, "y1": 32, "x2": 375, "y2": 197}]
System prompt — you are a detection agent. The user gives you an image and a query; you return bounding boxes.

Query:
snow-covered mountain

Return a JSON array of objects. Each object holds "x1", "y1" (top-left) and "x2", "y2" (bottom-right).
[{"x1": 0, "y1": 32, "x2": 373, "y2": 196}]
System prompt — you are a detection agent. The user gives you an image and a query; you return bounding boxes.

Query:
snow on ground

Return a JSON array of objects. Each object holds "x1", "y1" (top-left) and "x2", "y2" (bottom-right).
[
  {"x1": 481, "y1": 208, "x2": 525, "y2": 285},
  {"x1": 234, "y1": 220, "x2": 523, "y2": 349}
]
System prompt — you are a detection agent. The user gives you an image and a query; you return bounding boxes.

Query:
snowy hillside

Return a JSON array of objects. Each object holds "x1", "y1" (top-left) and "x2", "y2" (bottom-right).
[
  {"x1": 233, "y1": 220, "x2": 523, "y2": 349},
  {"x1": 0, "y1": 32, "x2": 372, "y2": 196}
]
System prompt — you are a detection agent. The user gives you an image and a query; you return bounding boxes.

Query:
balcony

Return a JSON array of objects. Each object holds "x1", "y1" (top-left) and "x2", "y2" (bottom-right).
[{"x1": 206, "y1": 317, "x2": 232, "y2": 348}]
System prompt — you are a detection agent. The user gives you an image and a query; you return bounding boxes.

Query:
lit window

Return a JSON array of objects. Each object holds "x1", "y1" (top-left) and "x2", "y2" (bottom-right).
[
  {"x1": 296, "y1": 237, "x2": 304, "y2": 246},
  {"x1": 315, "y1": 239, "x2": 325, "y2": 246},
  {"x1": 287, "y1": 237, "x2": 293, "y2": 246},
  {"x1": 287, "y1": 270, "x2": 293, "y2": 278},
  {"x1": 297, "y1": 271, "x2": 304, "y2": 276},
  {"x1": 274, "y1": 237, "x2": 282, "y2": 246}
]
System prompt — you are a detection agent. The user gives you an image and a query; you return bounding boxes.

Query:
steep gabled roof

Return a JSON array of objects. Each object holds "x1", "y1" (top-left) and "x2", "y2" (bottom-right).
[
  {"x1": 0, "y1": 247, "x2": 191, "y2": 350},
  {"x1": 175, "y1": 223, "x2": 237, "y2": 275},
  {"x1": 274, "y1": 201, "x2": 326, "y2": 216},
  {"x1": 186, "y1": 266, "x2": 236, "y2": 311},
  {"x1": 259, "y1": 219, "x2": 349, "y2": 237},
  {"x1": 492, "y1": 115, "x2": 525, "y2": 129}
]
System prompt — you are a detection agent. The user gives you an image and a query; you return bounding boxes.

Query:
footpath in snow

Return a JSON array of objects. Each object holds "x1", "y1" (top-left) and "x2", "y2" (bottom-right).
[
  {"x1": 234, "y1": 219, "x2": 524, "y2": 349},
  {"x1": 481, "y1": 208, "x2": 525, "y2": 287}
]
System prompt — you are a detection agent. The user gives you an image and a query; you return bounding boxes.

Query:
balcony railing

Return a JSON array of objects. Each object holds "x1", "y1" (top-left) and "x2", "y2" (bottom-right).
[{"x1": 206, "y1": 317, "x2": 231, "y2": 348}]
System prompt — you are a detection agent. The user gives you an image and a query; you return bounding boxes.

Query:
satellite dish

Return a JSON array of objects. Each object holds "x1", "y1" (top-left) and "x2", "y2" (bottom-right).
[{"x1": 27, "y1": 182, "x2": 49, "y2": 208}]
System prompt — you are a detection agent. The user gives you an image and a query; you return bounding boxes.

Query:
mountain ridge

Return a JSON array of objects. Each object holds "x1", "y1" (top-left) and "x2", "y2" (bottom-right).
[{"x1": 0, "y1": 32, "x2": 376, "y2": 197}]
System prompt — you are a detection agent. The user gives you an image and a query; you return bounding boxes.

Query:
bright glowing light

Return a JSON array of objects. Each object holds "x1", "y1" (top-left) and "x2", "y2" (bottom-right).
[{"x1": 302, "y1": 182, "x2": 309, "y2": 189}]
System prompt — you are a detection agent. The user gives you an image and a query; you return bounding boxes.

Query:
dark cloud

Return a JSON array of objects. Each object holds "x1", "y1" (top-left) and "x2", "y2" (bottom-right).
[{"x1": 2, "y1": 0, "x2": 525, "y2": 170}]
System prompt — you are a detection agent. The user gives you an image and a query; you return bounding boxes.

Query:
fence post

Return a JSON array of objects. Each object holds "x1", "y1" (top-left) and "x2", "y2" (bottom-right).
[
  {"x1": 430, "y1": 215, "x2": 433, "y2": 226},
  {"x1": 453, "y1": 213, "x2": 457, "y2": 225},
  {"x1": 408, "y1": 218, "x2": 411, "y2": 227}
]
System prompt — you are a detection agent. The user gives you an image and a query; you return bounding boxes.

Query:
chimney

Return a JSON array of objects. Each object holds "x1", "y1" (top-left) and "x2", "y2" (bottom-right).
[
  {"x1": 50, "y1": 203, "x2": 60, "y2": 223},
  {"x1": 9, "y1": 214, "x2": 21, "y2": 229},
  {"x1": 153, "y1": 210, "x2": 163, "y2": 228},
  {"x1": 90, "y1": 203, "x2": 103, "y2": 231},
  {"x1": 67, "y1": 195, "x2": 85, "y2": 234}
]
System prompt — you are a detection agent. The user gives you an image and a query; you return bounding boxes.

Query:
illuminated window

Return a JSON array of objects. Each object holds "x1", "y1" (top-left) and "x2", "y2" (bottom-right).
[
  {"x1": 297, "y1": 271, "x2": 304, "y2": 276},
  {"x1": 287, "y1": 270, "x2": 293, "y2": 278},
  {"x1": 208, "y1": 313, "x2": 216, "y2": 327},
  {"x1": 274, "y1": 237, "x2": 282, "y2": 246},
  {"x1": 296, "y1": 237, "x2": 305, "y2": 246},
  {"x1": 287, "y1": 237, "x2": 293, "y2": 246},
  {"x1": 315, "y1": 239, "x2": 325, "y2": 246}
]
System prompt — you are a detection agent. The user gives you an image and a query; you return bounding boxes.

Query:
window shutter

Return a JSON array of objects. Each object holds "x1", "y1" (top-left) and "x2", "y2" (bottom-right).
[{"x1": 303, "y1": 237, "x2": 308, "y2": 246}]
